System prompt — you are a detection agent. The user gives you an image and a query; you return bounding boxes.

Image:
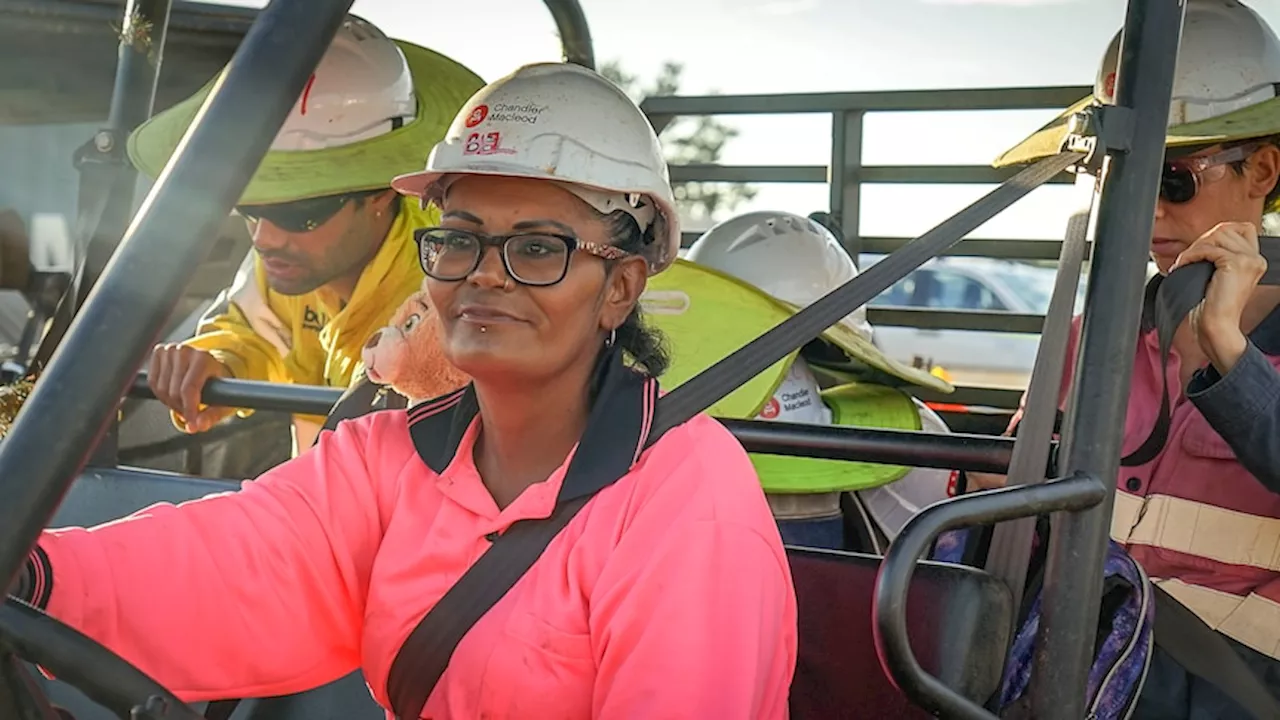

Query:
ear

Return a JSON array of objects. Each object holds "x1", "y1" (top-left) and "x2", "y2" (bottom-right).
[
  {"x1": 1246, "y1": 144, "x2": 1280, "y2": 203},
  {"x1": 600, "y1": 256, "x2": 648, "y2": 332}
]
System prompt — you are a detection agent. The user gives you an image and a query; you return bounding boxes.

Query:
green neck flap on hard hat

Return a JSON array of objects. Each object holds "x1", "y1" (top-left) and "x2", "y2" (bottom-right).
[{"x1": 748, "y1": 383, "x2": 921, "y2": 494}]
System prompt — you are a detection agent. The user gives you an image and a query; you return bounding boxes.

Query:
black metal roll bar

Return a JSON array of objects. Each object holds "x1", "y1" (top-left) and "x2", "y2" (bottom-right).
[
  {"x1": 873, "y1": 472, "x2": 1108, "y2": 720},
  {"x1": 0, "y1": 0, "x2": 358, "y2": 592},
  {"x1": 123, "y1": 373, "x2": 1032, "y2": 474},
  {"x1": 543, "y1": 0, "x2": 596, "y2": 69}
]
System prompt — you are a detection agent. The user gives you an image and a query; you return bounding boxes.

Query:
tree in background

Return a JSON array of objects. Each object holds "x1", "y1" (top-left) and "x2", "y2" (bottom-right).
[{"x1": 600, "y1": 60, "x2": 757, "y2": 228}]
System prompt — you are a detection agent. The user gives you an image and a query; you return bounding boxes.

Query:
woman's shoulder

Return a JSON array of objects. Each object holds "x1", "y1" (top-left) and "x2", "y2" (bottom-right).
[{"x1": 623, "y1": 412, "x2": 772, "y2": 523}]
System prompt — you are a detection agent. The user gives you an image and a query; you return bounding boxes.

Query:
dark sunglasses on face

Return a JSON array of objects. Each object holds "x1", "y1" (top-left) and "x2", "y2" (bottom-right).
[
  {"x1": 1161, "y1": 143, "x2": 1261, "y2": 204},
  {"x1": 236, "y1": 190, "x2": 383, "y2": 233},
  {"x1": 413, "y1": 226, "x2": 631, "y2": 287}
]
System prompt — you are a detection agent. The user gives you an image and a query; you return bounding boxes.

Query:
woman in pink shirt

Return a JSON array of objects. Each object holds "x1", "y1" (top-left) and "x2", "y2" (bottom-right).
[{"x1": 8, "y1": 62, "x2": 798, "y2": 719}]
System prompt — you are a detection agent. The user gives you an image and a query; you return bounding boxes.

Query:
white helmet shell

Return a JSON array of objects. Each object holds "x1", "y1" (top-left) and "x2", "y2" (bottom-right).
[
  {"x1": 685, "y1": 210, "x2": 874, "y2": 342},
  {"x1": 270, "y1": 17, "x2": 417, "y2": 152},
  {"x1": 1094, "y1": 0, "x2": 1280, "y2": 127},
  {"x1": 392, "y1": 62, "x2": 680, "y2": 274}
]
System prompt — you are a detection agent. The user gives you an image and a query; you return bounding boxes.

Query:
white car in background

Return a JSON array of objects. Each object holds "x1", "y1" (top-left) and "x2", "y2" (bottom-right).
[{"x1": 858, "y1": 255, "x2": 1088, "y2": 389}]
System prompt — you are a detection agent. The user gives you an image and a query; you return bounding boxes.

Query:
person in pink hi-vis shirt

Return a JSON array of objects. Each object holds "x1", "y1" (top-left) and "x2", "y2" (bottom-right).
[{"x1": 8, "y1": 62, "x2": 798, "y2": 719}]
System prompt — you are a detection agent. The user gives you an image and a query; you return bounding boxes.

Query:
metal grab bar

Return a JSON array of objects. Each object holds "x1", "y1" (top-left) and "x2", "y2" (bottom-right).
[
  {"x1": 127, "y1": 373, "x2": 1041, "y2": 474},
  {"x1": 871, "y1": 472, "x2": 1107, "y2": 720}
]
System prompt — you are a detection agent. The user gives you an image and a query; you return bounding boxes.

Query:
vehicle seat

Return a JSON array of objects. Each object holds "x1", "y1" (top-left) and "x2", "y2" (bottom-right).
[{"x1": 787, "y1": 546, "x2": 1012, "y2": 719}]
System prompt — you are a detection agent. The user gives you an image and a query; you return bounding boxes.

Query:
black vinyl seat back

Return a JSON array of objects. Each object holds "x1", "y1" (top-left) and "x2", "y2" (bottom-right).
[{"x1": 787, "y1": 546, "x2": 1012, "y2": 719}]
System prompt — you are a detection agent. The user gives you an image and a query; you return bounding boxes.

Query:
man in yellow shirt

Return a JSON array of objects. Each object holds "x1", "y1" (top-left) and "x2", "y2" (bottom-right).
[{"x1": 134, "y1": 16, "x2": 483, "y2": 453}]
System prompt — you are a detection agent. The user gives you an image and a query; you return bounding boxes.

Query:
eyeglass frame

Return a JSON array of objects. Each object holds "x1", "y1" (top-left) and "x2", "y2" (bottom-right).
[
  {"x1": 1161, "y1": 142, "x2": 1263, "y2": 204},
  {"x1": 412, "y1": 226, "x2": 633, "y2": 287}
]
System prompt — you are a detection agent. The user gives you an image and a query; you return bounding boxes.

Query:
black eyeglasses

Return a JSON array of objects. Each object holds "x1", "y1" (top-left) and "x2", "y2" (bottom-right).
[
  {"x1": 413, "y1": 226, "x2": 631, "y2": 287},
  {"x1": 1161, "y1": 143, "x2": 1261, "y2": 204},
  {"x1": 236, "y1": 190, "x2": 382, "y2": 233}
]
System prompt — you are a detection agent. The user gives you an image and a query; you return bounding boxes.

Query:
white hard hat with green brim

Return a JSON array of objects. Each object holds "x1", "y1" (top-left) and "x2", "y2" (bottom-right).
[
  {"x1": 995, "y1": 0, "x2": 1280, "y2": 174},
  {"x1": 127, "y1": 16, "x2": 485, "y2": 206},
  {"x1": 640, "y1": 259, "x2": 952, "y2": 422}
]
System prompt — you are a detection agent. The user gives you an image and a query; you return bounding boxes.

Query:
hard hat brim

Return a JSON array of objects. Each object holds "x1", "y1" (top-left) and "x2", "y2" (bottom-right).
[
  {"x1": 643, "y1": 259, "x2": 954, "y2": 408},
  {"x1": 126, "y1": 40, "x2": 485, "y2": 206},
  {"x1": 993, "y1": 93, "x2": 1280, "y2": 169}
]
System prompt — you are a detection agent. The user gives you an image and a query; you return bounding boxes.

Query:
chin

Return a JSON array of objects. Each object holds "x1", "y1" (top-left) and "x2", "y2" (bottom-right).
[{"x1": 444, "y1": 341, "x2": 527, "y2": 381}]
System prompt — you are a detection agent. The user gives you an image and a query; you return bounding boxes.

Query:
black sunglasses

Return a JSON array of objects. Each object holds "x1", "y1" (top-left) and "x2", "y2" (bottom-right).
[
  {"x1": 236, "y1": 190, "x2": 383, "y2": 233},
  {"x1": 414, "y1": 226, "x2": 631, "y2": 287},
  {"x1": 1161, "y1": 143, "x2": 1261, "y2": 204}
]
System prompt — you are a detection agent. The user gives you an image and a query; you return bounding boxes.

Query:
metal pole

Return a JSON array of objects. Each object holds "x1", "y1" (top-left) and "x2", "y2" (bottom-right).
[
  {"x1": 541, "y1": 0, "x2": 595, "y2": 69},
  {"x1": 29, "y1": 0, "x2": 174, "y2": 373},
  {"x1": 0, "y1": 0, "x2": 356, "y2": 592},
  {"x1": 1030, "y1": 1, "x2": 1186, "y2": 717}
]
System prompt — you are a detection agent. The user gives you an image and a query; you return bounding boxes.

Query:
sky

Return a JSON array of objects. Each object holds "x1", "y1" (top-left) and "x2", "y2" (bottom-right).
[{"x1": 206, "y1": 0, "x2": 1280, "y2": 243}]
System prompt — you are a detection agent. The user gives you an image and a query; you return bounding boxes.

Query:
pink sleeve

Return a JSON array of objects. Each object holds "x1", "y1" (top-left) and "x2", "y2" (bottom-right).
[
  {"x1": 587, "y1": 428, "x2": 797, "y2": 719},
  {"x1": 38, "y1": 417, "x2": 390, "y2": 703}
]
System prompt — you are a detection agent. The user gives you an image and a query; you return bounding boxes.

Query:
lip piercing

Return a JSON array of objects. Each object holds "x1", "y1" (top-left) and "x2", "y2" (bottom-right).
[{"x1": 479, "y1": 326, "x2": 488, "y2": 333}]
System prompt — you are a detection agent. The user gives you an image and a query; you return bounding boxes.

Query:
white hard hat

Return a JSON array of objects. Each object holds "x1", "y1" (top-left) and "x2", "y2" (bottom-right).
[
  {"x1": 392, "y1": 62, "x2": 680, "y2": 274},
  {"x1": 996, "y1": 0, "x2": 1280, "y2": 167},
  {"x1": 755, "y1": 357, "x2": 832, "y2": 426},
  {"x1": 685, "y1": 210, "x2": 874, "y2": 342},
  {"x1": 270, "y1": 17, "x2": 418, "y2": 152},
  {"x1": 1094, "y1": 0, "x2": 1280, "y2": 128}
]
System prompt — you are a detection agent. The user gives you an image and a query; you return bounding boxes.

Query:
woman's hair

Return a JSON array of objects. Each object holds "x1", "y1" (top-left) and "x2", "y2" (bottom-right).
[
  {"x1": 1226, "y1": 135, "x2": 1280, "y2": 210},
  {"x1": 602, "y1": 210, "x2": 671, "y2": 377}
]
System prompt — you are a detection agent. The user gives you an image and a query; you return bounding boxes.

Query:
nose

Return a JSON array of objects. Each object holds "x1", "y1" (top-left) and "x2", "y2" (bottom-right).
[
  {"x1": 364, "y1": 330, "x2": 383, "y2": 350},
  {"x1": 467, "y1": 245, "x2": 513, "y2": 289},
  {"x1": 251, "y1": 219, "x2": 292, "y2": 252}
]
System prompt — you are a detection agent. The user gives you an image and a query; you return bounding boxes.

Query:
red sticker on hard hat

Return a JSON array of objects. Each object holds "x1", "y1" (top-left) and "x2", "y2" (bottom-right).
[
  {"x1": 463, "y1": 131, "x2": 516, "y2": 156},
  {"x1": 759, "y1": 397, "x2": 780, "y2": 419},
  {"x1": 300, "y1": 74, "x2": 317, "y2": 116},
  {"x1": 946, "y1": 470, "x2": 960, "y2": 497},
  {"x1": 465, "y1": 105, "x2": 489, "y2": 128},
  {"x1": 1103, "y1": 72, "x2": 1117, "y2": 100}
]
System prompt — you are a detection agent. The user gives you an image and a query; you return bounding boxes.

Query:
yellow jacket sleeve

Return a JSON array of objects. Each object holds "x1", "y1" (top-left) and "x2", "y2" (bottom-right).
[{"x1": 182, "y1": 252, "x2": 295, "y2": 384}]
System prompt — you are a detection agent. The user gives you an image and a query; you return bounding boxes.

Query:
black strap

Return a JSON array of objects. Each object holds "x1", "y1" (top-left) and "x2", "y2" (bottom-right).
[
  {"x1": 203, "y1": 699, "x2": 240, "y2": 720},
  {"x1": 315, "y1": 370, "x2": 409, "y2": 444},
  {"x1": 385, "y1": 347, "x2": 660, "y2": 719},
  {"x1": 1119, "y1": 235, "x2": 1280, "y2": 467},
  {"x1": 1151, "y1": 584, "x2": 1280, "y2": 718}
]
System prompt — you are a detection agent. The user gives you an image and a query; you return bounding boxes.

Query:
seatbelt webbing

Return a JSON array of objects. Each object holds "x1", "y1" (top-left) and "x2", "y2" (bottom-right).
[
  {"x1": 983, "y1": 176, "x2": 1096, "y2": 628},
  {"x1": 1119, "y1": 234, "x2": 1280, "y2": 467},
  {"x1": 649, "y1": 152, "x2": 1083, "y2": 436},
  {"x1": 1152, "y1": 584, "x2": 1280, "y2": 718}
]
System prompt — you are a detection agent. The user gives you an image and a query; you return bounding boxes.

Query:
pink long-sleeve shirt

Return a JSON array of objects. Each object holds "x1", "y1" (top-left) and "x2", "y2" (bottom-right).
[{"x1": 34, "y1": 388, "x2": 797, "y2": 718}]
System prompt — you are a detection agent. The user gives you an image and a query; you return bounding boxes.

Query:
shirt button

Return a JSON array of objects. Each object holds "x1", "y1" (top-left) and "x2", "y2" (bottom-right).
[{"x1": 1125, "y1": 477, "x2": 1142, "y2": 492}]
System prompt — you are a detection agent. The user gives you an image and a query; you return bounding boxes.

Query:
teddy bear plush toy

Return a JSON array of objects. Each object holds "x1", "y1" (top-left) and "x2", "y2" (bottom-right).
[{"x1": 360, "y1": 287, "x2": 470, "y2": 406}]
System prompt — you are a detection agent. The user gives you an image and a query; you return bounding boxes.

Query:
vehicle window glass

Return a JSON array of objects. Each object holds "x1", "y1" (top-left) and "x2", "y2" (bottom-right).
[
  {"x1": 924, "y1": 270, "x2": 1006, "y2": 311},
  {"x1": 873, "y1": 272, "x2": 920, "y2": 307}
]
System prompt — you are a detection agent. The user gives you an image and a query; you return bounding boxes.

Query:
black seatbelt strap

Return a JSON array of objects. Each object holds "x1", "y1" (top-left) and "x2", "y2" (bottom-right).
[
  {"x1": 1119, "y1": 234, "x2": 1280, "y2": 467},
  {"x1": 984, "y1": 180, "x2": 1095, "y2": 630},
  {"x1": 1151, "y1": 584, "x2": 1280, "y2": 718},
  {"x1": 648, "y1": 152, "x2": 1082, "y2": 437},
  {"x1": 315, "y1": 370, "x2": 409, "y2": 445},
  {"x1": 203, "y1": 700, "x2": 240, "y2": 720},
  {"x1": 386, "y1": 347, "x2": 660, "y2": 719}
]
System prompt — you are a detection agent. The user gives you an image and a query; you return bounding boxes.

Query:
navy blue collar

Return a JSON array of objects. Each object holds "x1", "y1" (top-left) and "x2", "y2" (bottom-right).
[{"x1": 406, "y1": 347, "x2": 661, "y2": 505}]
